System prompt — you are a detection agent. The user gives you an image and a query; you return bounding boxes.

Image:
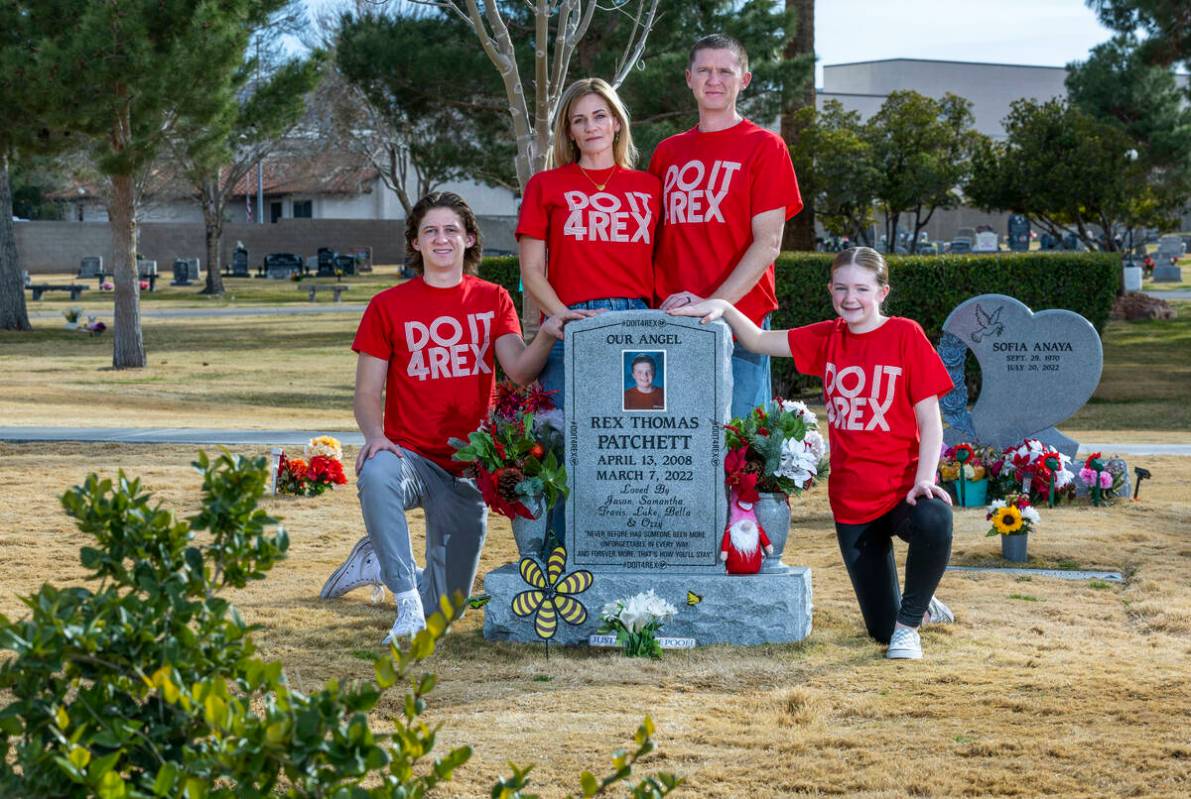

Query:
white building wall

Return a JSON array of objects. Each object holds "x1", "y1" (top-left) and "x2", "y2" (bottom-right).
[{"x1": 821, "y1": 59, "x2": 1072, "y2": 139}]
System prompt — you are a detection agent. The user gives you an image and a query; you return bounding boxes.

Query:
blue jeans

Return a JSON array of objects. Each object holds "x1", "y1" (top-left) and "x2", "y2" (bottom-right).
[
  {"x1": 538, "y1": 296, "x2": 648, "y2": 546},
  {"x1": 730, "y1": 314, "x2": 773, "y2": 420},
  {"x1": 537, "y1": 296, "x2": 650, "y2": 409}
]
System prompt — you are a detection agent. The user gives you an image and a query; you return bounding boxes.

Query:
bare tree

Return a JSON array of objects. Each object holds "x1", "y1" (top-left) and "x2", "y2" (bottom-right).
[{"x1": 410, "y1": 0, "x2": 660, "y2": 192}]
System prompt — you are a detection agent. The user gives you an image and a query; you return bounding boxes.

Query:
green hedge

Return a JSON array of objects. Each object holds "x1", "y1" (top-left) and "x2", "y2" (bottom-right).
[{"x1": 479, "y1": 251, "x2": 1121, "y2": 395}]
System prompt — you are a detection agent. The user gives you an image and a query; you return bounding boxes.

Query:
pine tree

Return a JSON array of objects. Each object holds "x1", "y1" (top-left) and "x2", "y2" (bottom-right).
[{"x1": 17, "y1": 0, "x2": 286, "y2": 366}]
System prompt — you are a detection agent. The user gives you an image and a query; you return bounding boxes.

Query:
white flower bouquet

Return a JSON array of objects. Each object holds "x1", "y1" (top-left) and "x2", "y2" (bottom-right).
[{"x1": 598, "y1": 590, "x2": 678, "y2": 658}]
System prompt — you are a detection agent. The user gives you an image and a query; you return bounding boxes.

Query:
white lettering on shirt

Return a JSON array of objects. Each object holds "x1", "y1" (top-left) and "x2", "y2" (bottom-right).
[
  {"x1": 404, "y1": 311, "x2": 496, "y2": 381},
  {"x1": 824, "y1": 362, "x2": 902, "y2": 432},
  {"x1": 561, "y1": 190, "x2": 653, "y2": 244},
  {"x1": 662, "y1": 159, "x2": 742, "y2": 224}
]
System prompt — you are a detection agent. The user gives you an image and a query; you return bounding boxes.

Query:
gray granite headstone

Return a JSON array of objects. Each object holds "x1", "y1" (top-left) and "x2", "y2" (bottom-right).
[
  {"x1": 79, "y1": 256, "x2": 102, "y2": 278},
  {"x1": 566, "y1": 312, "x2": 731, "y2": 574},
  {"x1": 1152, "y1": 263, "x2": 1183, "y2": 282},
  {"x1": 482, "y1": 310, "x2": 813, "y2": 646},
  {"x1": 939, "y1": 294, "x2": 1102, "y2": 459}
]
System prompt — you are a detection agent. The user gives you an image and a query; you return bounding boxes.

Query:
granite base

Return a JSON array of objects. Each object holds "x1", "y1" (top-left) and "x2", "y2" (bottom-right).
[{"x1": 481, "y1": 564, "x2": 812, "y2": 646}]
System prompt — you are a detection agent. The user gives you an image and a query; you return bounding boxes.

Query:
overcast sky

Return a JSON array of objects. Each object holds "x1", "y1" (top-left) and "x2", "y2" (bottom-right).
[{"x1": 302, "y1": 0, "x2": 1121, "y2": 85}]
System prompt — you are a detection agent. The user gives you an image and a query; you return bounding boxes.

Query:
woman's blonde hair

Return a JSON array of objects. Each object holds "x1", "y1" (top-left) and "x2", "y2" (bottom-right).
[
  {"x1": 549, "y1": 78, "x2": 638, "y2": 169},
  {"x1": 830, "y1": 246, "x2": 889, "y2": 288}
]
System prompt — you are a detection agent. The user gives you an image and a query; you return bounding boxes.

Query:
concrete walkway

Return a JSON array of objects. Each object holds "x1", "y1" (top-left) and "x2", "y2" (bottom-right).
[
  {"x1": 27, "y1": 304, "x2": 367, "y2": 320},
  {"x1": 1, "y1": 428, "x2": 1189, "y2": 456}
]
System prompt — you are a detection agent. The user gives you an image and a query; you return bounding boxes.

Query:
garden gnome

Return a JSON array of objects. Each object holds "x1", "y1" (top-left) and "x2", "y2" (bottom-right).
[{"x1": 721, "y1": 492, "x2": 773, "y2": 574}]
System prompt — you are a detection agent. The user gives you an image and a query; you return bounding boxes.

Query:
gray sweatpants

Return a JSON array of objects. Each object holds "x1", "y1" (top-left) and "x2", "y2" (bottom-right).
[{"x1": 357, "y1": 448, "x2": 488, "y2": 613}]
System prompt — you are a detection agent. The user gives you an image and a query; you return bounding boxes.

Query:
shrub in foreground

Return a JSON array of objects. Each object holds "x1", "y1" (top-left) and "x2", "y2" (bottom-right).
[{"x1": 0, "y1": 452, "x2": 679, "y2": 798}]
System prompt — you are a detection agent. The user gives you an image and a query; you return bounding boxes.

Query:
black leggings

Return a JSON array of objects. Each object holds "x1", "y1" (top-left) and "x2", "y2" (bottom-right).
[{"x1": 834, "y1": 498, "x2": 953, "y2": 644}]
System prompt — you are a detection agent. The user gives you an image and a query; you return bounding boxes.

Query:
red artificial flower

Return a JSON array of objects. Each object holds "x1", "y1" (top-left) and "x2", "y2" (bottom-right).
[
  {"x1": 1084, "y1": 452, "x2": 1102, "y2": 470},
  {"x1": 529, "y1": 443, "x2": 546, "y2": 460},
  {"x1": 954, "y1": 443, "x2": 974, "y2": 462},
  {"x1": 724, "y1": 446, "x2": 760, "y2": 503},
  {"x1": 523, "y1": 382, "x2": 557, "y2": 413},
  {"x1": 477, "y1": 466, "x2": 533, "y2": 519},
  {"x1": 308, "y1": 455, "x2": 347, "y2": 485},
  {"x1": 757, "y1": 426, "x2": 770, "y2": 436},
  {"x1": 1014, "y1": 495, "x2": 1032, "y2": 509}
]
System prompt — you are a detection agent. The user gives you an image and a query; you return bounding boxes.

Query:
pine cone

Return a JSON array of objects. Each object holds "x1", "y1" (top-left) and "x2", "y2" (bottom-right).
[{"x1": 496, "y1": 467, "x2": 525, "y2": 502}]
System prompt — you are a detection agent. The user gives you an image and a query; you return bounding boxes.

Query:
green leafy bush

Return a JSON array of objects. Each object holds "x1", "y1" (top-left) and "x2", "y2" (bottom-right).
[
  {"x1": 0, "y1": 452, "x2": 679, "y2": 798},
  {"x1": 481, "y1": 251, "x2": 1120, "y2": 396}
]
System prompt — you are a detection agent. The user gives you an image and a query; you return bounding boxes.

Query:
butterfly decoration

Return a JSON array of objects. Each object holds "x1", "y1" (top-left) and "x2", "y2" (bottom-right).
[
  {"x1": 686, "y1": 591, "x2": 703, "y2": 607},
  {"x1": 512, "y1": 545, "x2": 593, "y2": 656}
]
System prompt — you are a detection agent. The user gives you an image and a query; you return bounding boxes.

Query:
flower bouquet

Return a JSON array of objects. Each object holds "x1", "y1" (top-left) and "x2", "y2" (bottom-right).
[
  {"x1": 938, "y1": 442, "x2": 995, "y2": 507},
  {"x1": 598, "y1": 590, "x2": 678, "y2": 659},
  {"x1": 723, "y1": 399, "x2": 827, "y2": 565},
  {"x1": 82, "y1": 315, "x2": 106, "y2": 336},
  {"x1": 992, "y1": 438, "x2": 1075, "y2": 506},
  {"x1": 986, "y1": 492, "x2": 1040, "y2": 562},
  {"x1": 63, "y1": 307, "x2": 83, "y2": 329},
  {"x1": 450, "y1": 381, "x2": 567, "y2": 521},
  {"x1": 1078, "y1": 452, "x2": 1125, "y2": 506},
  {"x1": 724, "y1": 398, "x2": 827, "y2": 499},
  {"x1": 275, "y1": 435, "x2": 348, "y2": 496}
]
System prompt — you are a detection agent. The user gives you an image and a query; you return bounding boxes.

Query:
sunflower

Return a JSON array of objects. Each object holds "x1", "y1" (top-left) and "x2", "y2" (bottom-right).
[{"x1": 992, "y1": 505, "x2": 1024, "y2": 535}]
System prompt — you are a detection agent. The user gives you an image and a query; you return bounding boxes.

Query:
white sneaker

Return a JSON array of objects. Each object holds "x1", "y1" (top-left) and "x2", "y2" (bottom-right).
[
  {"x1": 926, "y1": 595, "x2": 955, "y2": 625},
  {"x1": 320, "y1": 537, "x2": 382, "y2": 600},
  {"x1": 381, "y1": 591, "x2": 426, "y2": 645},
  {"x1": 886, "y1": 626, "x2": 923, "y2": 660}
]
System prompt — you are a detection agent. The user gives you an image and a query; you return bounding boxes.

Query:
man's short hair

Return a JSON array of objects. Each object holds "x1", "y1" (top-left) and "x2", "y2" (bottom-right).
[
  {"x1": 688, "y1": 33, "x2": 749, "y2": 73},
  {"x1": 631, "y1": 354, "x2": 657, "y2": 374},
  {"x1": 404, "y1": 192, "x2": 483, "y2": 276}
]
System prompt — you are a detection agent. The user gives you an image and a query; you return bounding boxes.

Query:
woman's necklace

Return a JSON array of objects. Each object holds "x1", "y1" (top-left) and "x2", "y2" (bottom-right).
[{"x1": 577, "y1": 163, "x2": 617, "y2": 191}]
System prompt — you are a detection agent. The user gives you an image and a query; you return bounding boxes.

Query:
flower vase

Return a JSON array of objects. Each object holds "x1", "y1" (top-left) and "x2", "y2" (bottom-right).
[
  {"x1": 1001, "y1": 532, "x2": 1029, "y2": 562},
  {"x1": 755, "y1": 491, "x2": 791, "y2": 572},
  {"x1": 64, "y1": 322, "x2": 78, "y2": 330},
  {"x1": 953, "y1": 478, "x2": 988, "y2": 508},
  {"x1": 510, "y1": 498, "x2": 550, "y2": 559}
]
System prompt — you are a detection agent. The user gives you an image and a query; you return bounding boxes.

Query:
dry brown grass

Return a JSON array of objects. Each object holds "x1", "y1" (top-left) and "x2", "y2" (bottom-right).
[{"x1": 2, "y1": 443, "x2": 1188, "y2": 798}]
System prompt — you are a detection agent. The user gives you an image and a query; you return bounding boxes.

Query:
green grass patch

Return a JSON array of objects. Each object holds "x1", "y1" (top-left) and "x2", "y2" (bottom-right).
[
  {"x1": 1067, "y1": 302, "x2": 1191, "y2": 431},
  {"x1": 1088, "y1": 580, "x2": 1113, "y2": 590},
  {"x1": 1009, "y1": 593, "x2": 1041, "y2": 602}
]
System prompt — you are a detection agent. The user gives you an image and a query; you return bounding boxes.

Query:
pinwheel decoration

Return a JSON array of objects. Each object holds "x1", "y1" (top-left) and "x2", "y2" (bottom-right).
[{"x1": 512, "y1": 545, "x2": 593, "y2": 654}]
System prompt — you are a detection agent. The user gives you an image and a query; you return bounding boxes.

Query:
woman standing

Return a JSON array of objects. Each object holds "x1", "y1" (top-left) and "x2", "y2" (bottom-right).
[{"x1": 517, "y1": 77, "x2": 661, "y2": 408}]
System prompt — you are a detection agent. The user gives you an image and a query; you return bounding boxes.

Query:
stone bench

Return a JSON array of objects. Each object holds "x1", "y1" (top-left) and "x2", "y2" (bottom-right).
[
  {"x1": 29, "y1": 284, "x2": 87, "y2": 301},
  {"x1": 302, "y1": 284, "x2": 349, "y2": 302}
]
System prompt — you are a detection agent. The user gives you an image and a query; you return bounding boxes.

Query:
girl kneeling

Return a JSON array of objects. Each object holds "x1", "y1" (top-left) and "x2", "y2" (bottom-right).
[{"x1": 672, "y1": 246, "x2": 955, "y2": 659}]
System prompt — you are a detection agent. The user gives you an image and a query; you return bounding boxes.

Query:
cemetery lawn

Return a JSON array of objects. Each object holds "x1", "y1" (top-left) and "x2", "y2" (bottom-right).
[
  {"x1": 1, "y1": 443, "x2": 1188, "y2": 798},
  {"x1": 21, "y1": 265, "x2": 405, "y2": 309},
  {"x1": 1066, "y1": 301, "x2": 1191, "y2": 434}
]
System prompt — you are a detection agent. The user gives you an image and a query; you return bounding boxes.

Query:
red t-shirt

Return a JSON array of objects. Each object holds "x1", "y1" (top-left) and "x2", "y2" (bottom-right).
[
  {"x1": 787, "y1": 317, "x2": 953, "y2": 523},
  {"x1": 516, "y1": 163, "x2": 660, "y2": 306},
  {"x1": 649, "y1": 119, "x2": 802, "y2": 325},
  {"x1": 352, "y1": 275, "x2": 521, "y2": 474}
]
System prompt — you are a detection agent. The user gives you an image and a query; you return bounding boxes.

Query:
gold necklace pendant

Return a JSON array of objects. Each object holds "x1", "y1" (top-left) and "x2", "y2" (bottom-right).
[{"x1": 578, "y1": 164, "x2": 616, "y2": 192}]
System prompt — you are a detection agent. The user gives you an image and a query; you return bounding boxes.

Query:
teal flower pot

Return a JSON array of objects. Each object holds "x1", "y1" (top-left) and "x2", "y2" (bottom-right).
[{"x1": 953, "y1": 478, "x2": 988, "y2": 508}]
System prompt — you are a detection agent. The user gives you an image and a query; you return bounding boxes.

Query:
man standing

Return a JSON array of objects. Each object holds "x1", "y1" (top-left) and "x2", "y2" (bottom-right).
[
  {"x1": 320, "y1": 192, "x2": 566, "y2": 645},
  {"x1": 650, "y1": 33, "x2": 803, "y2": 419}
]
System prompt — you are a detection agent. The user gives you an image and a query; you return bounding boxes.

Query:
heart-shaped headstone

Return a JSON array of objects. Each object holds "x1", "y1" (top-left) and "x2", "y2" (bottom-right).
[{"x1": 938, "y1": 294, "x2": 1102, "y2": 458}]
